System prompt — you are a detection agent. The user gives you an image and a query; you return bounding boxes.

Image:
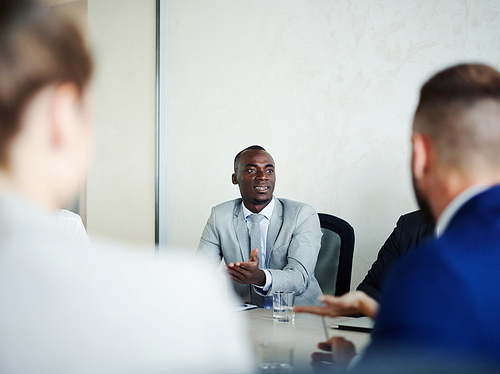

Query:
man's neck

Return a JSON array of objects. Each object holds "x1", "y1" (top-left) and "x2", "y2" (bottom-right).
[
  {"x1": 0, "y1": 170, "x2": 58, "y2": 211},
  {"x1": 431, "y1": 168, "x2": 500, "y2": 235},
  {"x1": 431, "y1": 169, "x2": 500, "y2": 220},
  {"x1": 243, "y1": 200, "x2": 271, "y2": 214}
]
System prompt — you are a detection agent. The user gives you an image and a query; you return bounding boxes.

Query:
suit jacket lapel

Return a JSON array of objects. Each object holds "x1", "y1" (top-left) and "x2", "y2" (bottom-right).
[
  {"x1": 266, "y1": 198, "x2": 283, "y2": 267},
  {"x1": 233, "y1": 203, "x2": 250, "y2": 262}
]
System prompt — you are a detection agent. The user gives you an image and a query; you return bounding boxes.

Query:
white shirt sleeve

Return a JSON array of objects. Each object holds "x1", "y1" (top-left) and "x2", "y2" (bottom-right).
[{"x1": 254, "y1": 269, "x2": 273, "y2": 295}]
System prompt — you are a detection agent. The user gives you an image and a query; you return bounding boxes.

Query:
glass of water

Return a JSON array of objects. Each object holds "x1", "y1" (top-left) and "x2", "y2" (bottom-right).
[
  {"x1": 273, "y1": 291, "x2": 295, "y2": 322},
  {"x1": 257, "y1": 341, "x2": 294, "y2": 371}
]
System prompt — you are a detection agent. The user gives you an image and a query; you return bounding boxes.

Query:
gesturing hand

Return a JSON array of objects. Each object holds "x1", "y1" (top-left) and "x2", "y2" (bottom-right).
[
  {"x1": 294, "y1": 291, "x2": 379, "y2": 319},
  {"x1": 223, "y1": 248, "x2": 266, "y2": 287}
]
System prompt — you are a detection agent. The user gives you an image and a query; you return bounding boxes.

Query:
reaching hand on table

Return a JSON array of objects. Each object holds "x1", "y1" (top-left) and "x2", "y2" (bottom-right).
[
  {"x1": 223, "y1": 248, "x2": 266, "y2": 287},
  {"x1": 311, "y1": 336, "x2": 356, "y2": 371},
  {"x1": 294, "y1": 291, "x2": 379, "y2": 319}
]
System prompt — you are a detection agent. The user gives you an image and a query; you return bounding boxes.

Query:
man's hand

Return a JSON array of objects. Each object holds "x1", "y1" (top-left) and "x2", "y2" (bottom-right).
[
  {"x1": 294, "y1": 291, "x2": 379, "y2": 319},
  {"x1": 223, "y1": 248, "x2": 266, "y2": 287},
  {"x1": 311, "y1": 337, "x2": 356, "y2": 371}
]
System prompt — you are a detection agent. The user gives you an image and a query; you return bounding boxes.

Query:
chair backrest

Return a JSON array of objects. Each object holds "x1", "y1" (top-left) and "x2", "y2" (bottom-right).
[{"x1": 315, "y1": 213, "x2": 355, "y2": 296}]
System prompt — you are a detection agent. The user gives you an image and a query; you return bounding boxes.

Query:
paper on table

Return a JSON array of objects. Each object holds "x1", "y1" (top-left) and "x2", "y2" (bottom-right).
[{"x1": 234, "y1": 303, "x2": 258, "y2": 312}]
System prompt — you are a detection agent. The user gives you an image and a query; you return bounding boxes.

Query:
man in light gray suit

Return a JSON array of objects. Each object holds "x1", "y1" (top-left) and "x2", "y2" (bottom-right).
[{"x1": 197, "y1": 146, "x2": 323, "y2": 307}]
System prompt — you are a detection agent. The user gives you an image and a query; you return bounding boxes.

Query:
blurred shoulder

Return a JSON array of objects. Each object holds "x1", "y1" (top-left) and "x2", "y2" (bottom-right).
[
  {"x1": 399, "y1": 210, "x2": 431, "y2": 226},
  {"x1": 92, "y1": 240, "x2": 216, "y2": 278}
]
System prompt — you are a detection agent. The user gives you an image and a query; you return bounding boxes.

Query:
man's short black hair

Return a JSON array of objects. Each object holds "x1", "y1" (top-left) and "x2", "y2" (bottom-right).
[{"x1": 234, "y1": 145, "x2": 266, "y2": 172}]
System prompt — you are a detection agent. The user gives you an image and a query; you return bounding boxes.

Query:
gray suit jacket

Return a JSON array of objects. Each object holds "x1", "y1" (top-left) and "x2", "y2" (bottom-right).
[{"x1": 197, "y1": 198, "x2": 323, "y2": 306}]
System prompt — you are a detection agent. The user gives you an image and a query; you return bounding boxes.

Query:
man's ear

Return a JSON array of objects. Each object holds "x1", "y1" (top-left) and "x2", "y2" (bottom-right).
[
  {"x1": 232, "y1": 173, "x2": 238, "y2": 185},
  {"x1": 49, "y1": 83, "x2": 80, "y2": 149},
  {"x1": 411, "y1": 132, "x2": 434, "y2": 181}
]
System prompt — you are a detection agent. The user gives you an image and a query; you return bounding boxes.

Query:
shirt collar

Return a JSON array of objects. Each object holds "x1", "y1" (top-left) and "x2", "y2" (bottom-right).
[
  {"x1": 242, "y1": 196, "x2": 275, "y2": 221},
  {"x1": 435, "y1": 184, "x2": 489, "y2": 237}
]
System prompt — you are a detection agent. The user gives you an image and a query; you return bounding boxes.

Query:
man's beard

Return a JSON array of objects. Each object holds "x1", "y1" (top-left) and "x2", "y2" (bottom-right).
[{"x1": 412, "y1": 176, "x2": 436, "y2": 226}]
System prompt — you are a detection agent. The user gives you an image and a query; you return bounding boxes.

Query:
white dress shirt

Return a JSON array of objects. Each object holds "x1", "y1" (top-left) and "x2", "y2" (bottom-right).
[
  {"x1": 242, "y1": 197, "x2": 275, "y2": 291},
  {"x1": 55, "y1": 209, "x2": 91, "y2": 248}
]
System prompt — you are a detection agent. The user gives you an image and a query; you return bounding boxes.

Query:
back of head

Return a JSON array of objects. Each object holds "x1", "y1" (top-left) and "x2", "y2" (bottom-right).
[
  {"x1": 413, "y1": 63, "x2": 500, "y2": 173},
  {"x1": 0, "y1": 0, "x2": 92, "y2": 166}
]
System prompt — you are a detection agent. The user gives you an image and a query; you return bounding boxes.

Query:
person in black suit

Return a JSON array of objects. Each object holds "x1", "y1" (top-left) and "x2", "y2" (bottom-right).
[
  {"x1": 295, "y1": 210, "x2": 434, "y2": 319},
  {"x1": 356, "y1": 210, "x2": 434, "y2": 301}
]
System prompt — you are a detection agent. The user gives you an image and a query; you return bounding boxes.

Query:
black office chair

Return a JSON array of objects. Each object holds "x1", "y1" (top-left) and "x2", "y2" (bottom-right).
[{"x1": 315, "y1": 213, "x2": 355, "y2": 296}]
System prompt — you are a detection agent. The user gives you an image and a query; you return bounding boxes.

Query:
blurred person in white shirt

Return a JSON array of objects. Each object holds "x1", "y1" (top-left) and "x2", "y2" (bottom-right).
[
  {"x1": 56, "y1": 209, "x2": 90, "y2": 248},
  {"x1": 0, "y1": 1, "x2": 254, "y2": 373}
]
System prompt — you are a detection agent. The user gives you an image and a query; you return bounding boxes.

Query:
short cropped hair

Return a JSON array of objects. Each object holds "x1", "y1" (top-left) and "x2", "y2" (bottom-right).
[
  {"x1": 414, "y1": 63, "x2": 500, "y2": 170},
  {"x1": 233, "y1": 145, "x2": 266, "y2": 172},
  {"x1": 0, "y1": 0, "x2": 92, "y2": 165}
]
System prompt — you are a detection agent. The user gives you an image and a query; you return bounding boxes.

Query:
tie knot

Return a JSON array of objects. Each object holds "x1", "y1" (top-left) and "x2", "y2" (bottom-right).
[{"x1": 249, "y1": 214, "x2": 264, "y2": 223}]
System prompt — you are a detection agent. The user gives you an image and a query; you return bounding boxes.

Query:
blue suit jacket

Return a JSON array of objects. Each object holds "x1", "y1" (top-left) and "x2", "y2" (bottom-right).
[
  {"x1": 197, "y1": 198, "x2": 323, "y2": 307},
  {"x1": 361, "y1": 186, "x2": 500, "y2": 369}
]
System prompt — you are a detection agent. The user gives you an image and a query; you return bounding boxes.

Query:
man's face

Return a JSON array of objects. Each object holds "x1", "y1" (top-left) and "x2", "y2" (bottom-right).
[{"x1": 232, "y1": 149, "x2": 275, "y2": 212}]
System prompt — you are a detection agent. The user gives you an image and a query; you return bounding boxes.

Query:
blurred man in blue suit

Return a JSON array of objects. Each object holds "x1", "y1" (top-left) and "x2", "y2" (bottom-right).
[
  {"x1": 299, "y1": 63, "x2": 500, "y2": 372},
  {"x1": 358, "y1": 62, "x2": 500, "y2": 371}
]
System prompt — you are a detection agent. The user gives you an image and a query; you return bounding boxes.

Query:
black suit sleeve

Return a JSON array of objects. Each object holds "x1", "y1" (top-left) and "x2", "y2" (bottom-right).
[{"x1": 356, "y1": 211, "x2": 433, "y2": 301}]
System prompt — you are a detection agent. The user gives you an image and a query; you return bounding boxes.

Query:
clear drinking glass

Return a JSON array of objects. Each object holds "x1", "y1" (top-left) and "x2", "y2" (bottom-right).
[{"x1": 273, "y1": 291, "x2": 295, "y2": 322}]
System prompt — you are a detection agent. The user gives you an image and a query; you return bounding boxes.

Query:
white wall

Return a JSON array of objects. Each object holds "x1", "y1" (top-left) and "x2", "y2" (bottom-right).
[
  {"x1": 164, "y1": 0, "x2": 500, "y2": 287},
  {"x1": 86, "y1": 0, "x2": 157, "y2": 247}
]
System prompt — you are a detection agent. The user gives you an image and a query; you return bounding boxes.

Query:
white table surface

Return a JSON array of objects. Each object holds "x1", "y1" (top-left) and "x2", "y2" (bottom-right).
[{"x1": 243, "y1": 308, "x2": 372, "y2": 372}]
